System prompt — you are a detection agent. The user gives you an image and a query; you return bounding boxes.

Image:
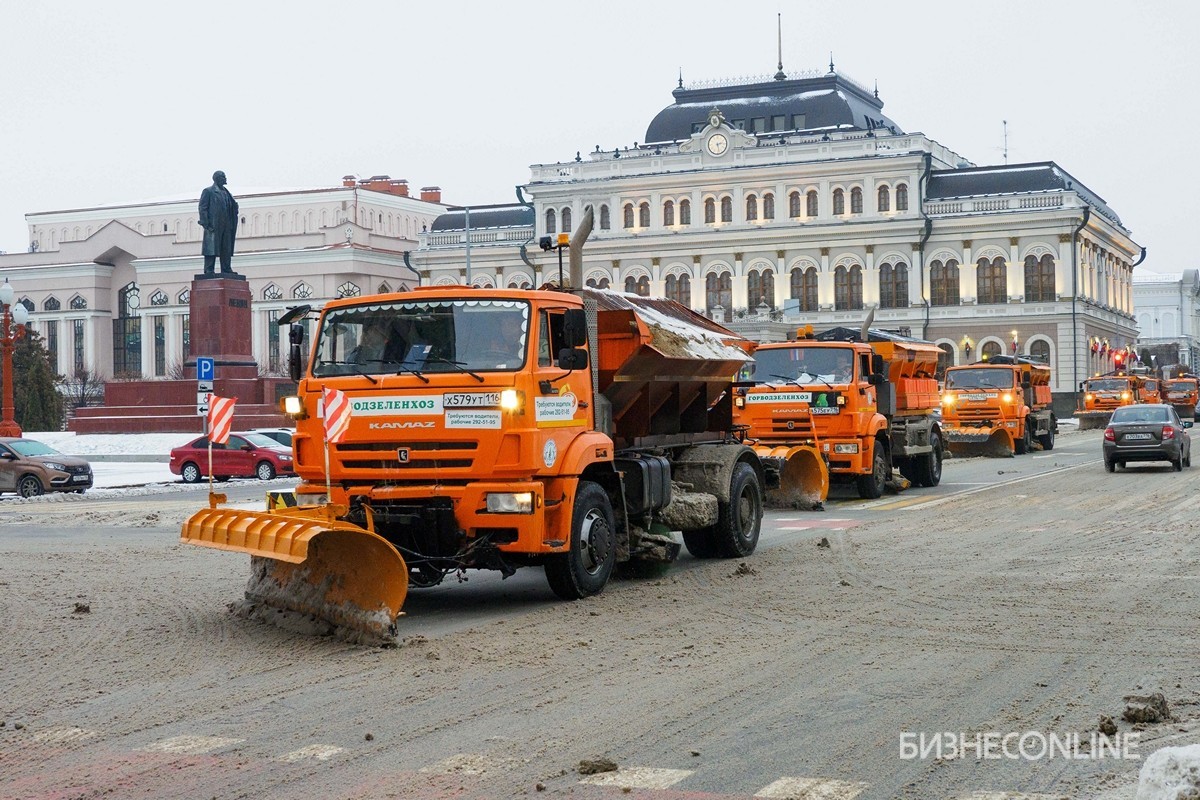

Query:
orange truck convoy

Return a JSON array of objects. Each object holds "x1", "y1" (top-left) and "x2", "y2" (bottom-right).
[
  {"x1": 182, "y1": 285, "x2": 767, "y2": 637},
  {"x1": 733, "y1": 323, "x2": 943, "y2": 501},
  {"x1": 1075, "y1": 369, "x2": 1162, "y2": 430},
  {"x1": 941, "y1": 355, "x2": 1057, "y2": 457},
  {"x1": 1162, "y1": 374, "x2": 1199, "y2": 421}
]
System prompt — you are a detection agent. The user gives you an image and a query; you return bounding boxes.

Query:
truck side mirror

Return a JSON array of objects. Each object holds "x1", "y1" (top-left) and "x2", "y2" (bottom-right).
[
  {"x1": 288, "y1": 322, "x2": 305, "y2": 382},
  {"x1": 557, "y1": 347, "x2": 588, "y2": 371},
  {"x1": 871, "y1": 354, "x2": 885, "y2": 376},
  {"x1": 868, "y1": 372, "x2": 885, "y2": 387},
  {"x1": 563, "y1": 309, "x2": 588, "y2": 348}
]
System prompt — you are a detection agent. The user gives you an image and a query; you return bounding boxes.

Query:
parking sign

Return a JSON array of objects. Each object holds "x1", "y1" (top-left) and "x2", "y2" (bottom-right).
[{"x1": 196, "y1": 357, "x2": 215, "y2": 382}]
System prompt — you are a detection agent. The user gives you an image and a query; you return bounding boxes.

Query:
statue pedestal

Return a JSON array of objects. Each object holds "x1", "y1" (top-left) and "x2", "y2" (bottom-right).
[{"x1": 185, "y1": 273, "x2": 258, "y2": 380}]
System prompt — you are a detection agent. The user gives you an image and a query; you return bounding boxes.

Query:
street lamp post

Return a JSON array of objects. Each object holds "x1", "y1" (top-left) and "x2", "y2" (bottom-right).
[{"x1": 0, "y1": 279, "x2": 30, "y2": 437}]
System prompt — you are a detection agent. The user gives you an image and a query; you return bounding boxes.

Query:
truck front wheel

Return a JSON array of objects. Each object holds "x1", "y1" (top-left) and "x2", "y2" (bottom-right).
[
  {"x1": 713, "y1": 462, "x2": 763, "y2": 558},
  {"x1": 912, "y1": 430, "x2": 943, "y2": 487},
  {"x1": 1015, "y1": 418, "x2": 1034, "y2": 455},
  {"x1": 856, "y1": 439, "x2": 887, "y2": 499},
  {"x1": 545, "y1": 481, "x2": 616, "y2": 600}
]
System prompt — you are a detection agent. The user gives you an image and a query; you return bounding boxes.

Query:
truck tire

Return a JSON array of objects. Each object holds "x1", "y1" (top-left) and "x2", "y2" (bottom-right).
[
  {"x1": 713, "y1": 462, "x2": 763, "y2": 558},
  {"x1": 1037, "y1": 418, "x2": 1055, "y2": 451},
  {"x1": 1015, "y1": 419, "x2": 1034, "y2": 455},
  {"x1": 682, "y1": 530, "x2": 721, "y2": 559},
  {"x1": 545, "y1": 481, "x2": 616, "y2": 600},
  {"x1": 856, "y1": 439, "x2": 887, "y2": 499},
  {"x1": 912, "y1": 431, "x2": 943, "y2": 487}
]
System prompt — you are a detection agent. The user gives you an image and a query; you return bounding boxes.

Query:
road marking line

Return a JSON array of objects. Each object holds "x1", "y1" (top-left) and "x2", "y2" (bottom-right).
[
  {"x1": 278, "y1": 744, "x2": 346, "y2": 763},
  {"x1": 419, "y1": 753, "x2": 522, "y2": 775},
  {"x1": 579, "y1": 767, "x2": 692, "y2": 789},
  {"x1": 140, "y1": 735, "x2": 244, "y2": 755},
  {"x1": 755, "y1": 776, "x2": 869, "y2": 798},
  {"x1": 901, "y1": 460, "x2": 1099, "y2": 512},
  {"x1": 33, "y1": 727, "x2": 97, "y2": 744}
]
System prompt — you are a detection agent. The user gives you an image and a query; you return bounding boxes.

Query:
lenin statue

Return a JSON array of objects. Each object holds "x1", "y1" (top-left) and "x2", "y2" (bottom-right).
[{"x1": 199, "y1": 170, "x2": 239, "y2": 274}]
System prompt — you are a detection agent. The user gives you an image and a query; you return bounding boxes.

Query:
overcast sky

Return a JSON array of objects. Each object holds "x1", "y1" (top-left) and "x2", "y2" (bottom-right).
[{"x1": 2, "y1": 1, "x2": 1194, "y2": 273}]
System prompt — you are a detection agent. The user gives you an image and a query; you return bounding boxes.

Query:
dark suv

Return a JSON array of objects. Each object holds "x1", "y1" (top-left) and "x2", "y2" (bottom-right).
[{"x1": 0, "y1": 438, "x2": 94, "y2": 497}]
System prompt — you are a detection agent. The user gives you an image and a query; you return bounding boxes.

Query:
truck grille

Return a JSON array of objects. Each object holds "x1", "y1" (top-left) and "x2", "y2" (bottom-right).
[
  {"x1": 760, "y1": 416, "x2": 815, "y2": 440},
  {"x1": 335, "y1": 440, "x2": 478, "y2": 475},
  {"x1": 950, "y1": 408, "x2": 1003, "y2": 423}
]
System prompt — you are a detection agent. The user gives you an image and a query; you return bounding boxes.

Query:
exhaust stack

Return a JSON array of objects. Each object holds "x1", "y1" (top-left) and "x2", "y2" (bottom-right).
[{"x1": 568, "y1": 207, "x2": 595, "y2": 288}]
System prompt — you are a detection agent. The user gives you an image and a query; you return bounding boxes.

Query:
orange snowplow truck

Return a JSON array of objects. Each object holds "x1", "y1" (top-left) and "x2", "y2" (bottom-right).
[
  {"x1": 1162, "y1": 374, "x2": 1199, "y2": 421},
  {"x1": 180, "y1": 286, "x2": 766, "y2": 637},
  {"x1": 941, "y1": 355, "x2": 1057, "y2": 457},
  {"x1": 1075, "y1": 370, "x2": 1162, "y2": 430},
  {"x1": 733, "y1": 325, "x2": 943, "y2": 500}
]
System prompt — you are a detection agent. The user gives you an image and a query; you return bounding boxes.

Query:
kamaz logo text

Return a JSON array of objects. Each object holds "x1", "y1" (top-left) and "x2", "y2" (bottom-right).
[{"x1": 369, "y1": 421, "x2": 436, "y2": 429}]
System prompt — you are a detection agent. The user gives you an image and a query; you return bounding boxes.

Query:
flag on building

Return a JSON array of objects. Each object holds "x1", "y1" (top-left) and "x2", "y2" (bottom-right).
[
  {"x1": 323, "y1": 387, "x2": 352, "y2": 444},
  {"x1": 207, "y1": 395, "x2": 236, "y2": 445}
]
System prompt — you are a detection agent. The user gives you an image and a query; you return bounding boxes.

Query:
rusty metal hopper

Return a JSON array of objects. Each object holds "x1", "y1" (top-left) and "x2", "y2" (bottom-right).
[{"x1": 582, "y1": 290, "x2": 752, "y2": 447}]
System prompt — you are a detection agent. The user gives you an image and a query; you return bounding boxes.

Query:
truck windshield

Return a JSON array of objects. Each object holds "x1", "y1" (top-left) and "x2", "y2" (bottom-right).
[
  {"x1": 745, "y1": 347, "x2": 854, "y2": 385},
  {"x1": 945, "y1": 368, "x2": 1014, "y2": 390},
  {"x1": 312, "y1": 299, "x2": 530, "y2": 376},
  {"x1": 1087, "y1": 379, "x2": 1130, "y2": 392},
  {"x1": 1165, "y1": 380, "x2": 1196, "y2": 390}
]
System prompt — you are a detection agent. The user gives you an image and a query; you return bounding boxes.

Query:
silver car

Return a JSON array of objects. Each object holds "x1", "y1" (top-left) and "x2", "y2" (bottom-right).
[{"x1": 1103, "y1": 404, "x2": 1192, "y2": 472}]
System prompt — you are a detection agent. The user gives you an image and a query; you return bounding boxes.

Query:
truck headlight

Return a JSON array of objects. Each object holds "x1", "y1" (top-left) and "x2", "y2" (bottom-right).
[
  {"x1": 833, "y1": 444, "x2": 859, "y2": 454},
  {"x1": 1085, "y1": 393, "x2": 1095, "y2": 401},
  {"x1": 500, "y1": 389, "x2": 523, "y2": 411},
  {"x1": 486, "y1": 492, "x2": 534, "y2": 513},
  {"x1": 281, "y1": 395, "x2": 305, "y2": 418},
  {"x1": 1121, "y1": 391, "x2": 1131, "y2": 400},
  {"x1": 1001, "y1": 393, "x2": 1013, "y2": 403},
  {"x1": 942, "y1": 394, "x2": 956, "y2": 406},
  {"x1": 734, "y1": 396, "x2": 745, "y2": 408}
]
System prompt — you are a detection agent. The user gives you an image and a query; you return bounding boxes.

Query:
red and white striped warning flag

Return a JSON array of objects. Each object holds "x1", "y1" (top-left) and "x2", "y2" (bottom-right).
[
  {"x1": 206, "y1": 394, "x2": 236, "y2": 445},
  {"x1": 322, "y1": 387, "x2": 352, "y2": 444}
]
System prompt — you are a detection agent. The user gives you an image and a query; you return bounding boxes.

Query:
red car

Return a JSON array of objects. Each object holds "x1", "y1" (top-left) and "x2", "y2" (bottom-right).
[{"x1": 169, "y1": 432, "x2": 295, "y2": 483}]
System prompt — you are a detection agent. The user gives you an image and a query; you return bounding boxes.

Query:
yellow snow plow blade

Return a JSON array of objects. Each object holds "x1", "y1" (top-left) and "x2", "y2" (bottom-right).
[
  {"x1": 945, "y1": 427, "x2": 1014, "y2": 458},
  {"x1": 181, "y1": 506, "x2": 408, "y2": 638},
  {"x1": 755, "y1": 444, "x2": 829, "y2": 508}
]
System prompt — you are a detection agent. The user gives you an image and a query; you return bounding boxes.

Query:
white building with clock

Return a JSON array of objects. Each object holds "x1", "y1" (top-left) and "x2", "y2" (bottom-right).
[{"x1": 413, "y1": 66, "x2": 1143, "y2": 413}]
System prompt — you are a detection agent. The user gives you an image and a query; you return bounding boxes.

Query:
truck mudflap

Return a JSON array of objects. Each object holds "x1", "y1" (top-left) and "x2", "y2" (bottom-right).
[
  {"x1": 181, "y1": 504, "x2": 408, "y2": 639},
  {"x1": 944, "y1": 426, "x2": 1014, "y2": 458},
  {"x1": 1074, "y1": 411, "x2": 1113, "y2": 431},
  {"x1": 752, "y1": 444, "x2": 829, "y2": 508}
]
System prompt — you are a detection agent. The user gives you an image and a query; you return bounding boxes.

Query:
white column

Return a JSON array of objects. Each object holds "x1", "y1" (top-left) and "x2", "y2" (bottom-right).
[
  {"x1": 690, "y1": 262, "x2": 705, "y2": 311},
  {"x1": 818, "y1": 251, "x2": 833, "y2": 309},
  {"x1": 909, "y1": 246, "x2": 924, "y2": 307},
  {"x1": 1008, "y1": 241, "x2": 1021, "y2": 300},
  {"x1": 863, "y1": 250, "x2": 879, "y2": 307},
  {"x1": 961, "y1": 244, "x2": 977, "y2": 303},
  {"x1": 774, "y1": 253, "x2": 789, "y2": 308},
  {"x1": 732, "y1": 255, "x2": 748, "y2": 310}
]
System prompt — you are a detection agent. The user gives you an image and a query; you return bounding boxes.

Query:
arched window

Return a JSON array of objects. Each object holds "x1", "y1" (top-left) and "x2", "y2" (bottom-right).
[
  {"x1": 638, "y1": 202, "x2": 650, "y2": 228},
  {"x1": 791, "y1": 267, "x2": 818, "y2": 312},
  {"x1": 1029, "y1": 339, "x2": 1051, "y2": 364},
  {"x1": 599, "y1": 204, "x2": 611, "y2": 230},
  {"x1": 663, "y1": 200, "x2": 675, "y2": 227},
  {"x1": 177, "y1": 289, "x2": 190, "y2": 304},
  {"x1": 878, "y1": 185, "x2": 890, "y2": 213},
  {"x1": 636, "y1": 276, "x2": 649, "y2": 296},
  {"x1": 542, "y1": 207, "x2": 554, "y2": 234},
  {"x1": 665, "y1": 273, "x2": 691, "y2": 305},
  {"x1": 337, "y1": 281, "x2": 360, "y2": 298},
  {"x1": 720, "y1": 196, "x2": 732, "y2": 222},
  {"x1": 624, "y1": 276, "x2": 637, "y2": 294},
  {"x1": 879, "y1": 262, "x2": 908, "y2": 309},
  {"x1": 149, "y1": 290, "x2": 169, "y2": 306},
  {"x1": 833, "y1": 188, "x2": 845, "y2": 216},
  {"x1": 834, "y1": 265, "x2": 863, "y2": 310},
  {"x1": 378, "y1": 282, "x2": 392, "y2": 294},
  {"x1": 896, "y1": 183, "x2": 909, "y2": 211},
  {"x1": 679, "y1": 199, "x2": 691, "y2": 225},
  {"x1": 977, "y1": 256, "x2": 1008, "y2": 305},
  {"x1": 763, "y1": 193, "x2": 774, "y2": 220},
  {"x1": 746, "y1": 195, "x2": 758, "y2": 221},
  {"x1": 623, "y1": 204, "x2": 634, "y2": 229},
  {"x1": 930, "y1": 259, "x2": 960, "y2": 306},
  {"x1": 586, "y1": 276, "x2": 610, "y2": 289},
  {"x1": 806, "y1": 190, "x2": 818, "y2": 217},
  {"x1": 704, "y1": 197, "x2": 716, "y2": 224},
  {"x1": 1024, "y1": 254, "x2": 1056, "y2": 302},
  {"x1": 747, "y1": 269, "x2": 775, "y2": 309},
  {"x1": 937, "y1": 343, "x2": 954, "y2": 380},
  {"x1": 293, "y1": 283, "x2": 314, "y2": 300},
  {"x1": 262, "y1": 284, "x2": 283, "y2": 300},
  {"x1": 118, "y1": 283, "x2": 140, "y2": 317},
  {"x1": 43, "y1": 296, "x2": 61, "y2": 311},
  {"x1": 706, "y1": 271, "x2": 732, "y2": 311},
  {"x1": 850, "y1": 187, "x2": 863, "y2": 214},
  {"x1": 789, "y1": 191, "x2": 802, "y2": 218},
  {"x1": 561, "y1": 207, "x2": 572, "y2": 232},
  {"x1": 70, "y1": 295, "x2": 88, "y2": 310},
  {"x1": 981, "y1": 341, "x2": 1002, "y2": 361}
]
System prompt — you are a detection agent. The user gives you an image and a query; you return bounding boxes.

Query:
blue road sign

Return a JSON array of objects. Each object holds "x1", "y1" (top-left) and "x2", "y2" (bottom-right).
[{"x1": 196, "y1": 357, "x2": 215, "y2": 382}]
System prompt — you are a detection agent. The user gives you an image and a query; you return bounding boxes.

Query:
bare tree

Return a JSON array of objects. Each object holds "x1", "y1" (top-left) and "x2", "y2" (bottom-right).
[{"x1": 61, "y1": 363, "x2": 108, "y2": 409}]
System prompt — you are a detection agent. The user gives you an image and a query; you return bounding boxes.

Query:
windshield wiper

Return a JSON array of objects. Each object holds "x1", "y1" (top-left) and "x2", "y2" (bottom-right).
[
  {"x1": 322, "y1": 360, "x2": 379, "y2": 385},
  {"x1": 421, "y1": 355, "x2": 484, "y2": 382},
  {"x1": 780, "y1": 372, "x2": 836, "y2": 391},
  {"x1": 385, "y1": 360, "x2": 431, "y2": 383}
]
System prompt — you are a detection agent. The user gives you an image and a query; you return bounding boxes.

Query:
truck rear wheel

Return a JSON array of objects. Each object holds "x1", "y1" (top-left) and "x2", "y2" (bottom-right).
[
  {"x1": 856, "y1": 440, "x2": 887, "y2": 499},
  {"x1": 682, "y1": 530, "x2": 721, "y2": 559},
  {"x1": 713, "y1": 463, "x2": 762, "y2": 558},
  {"x1": 1037, "y1": 418, "x2": 1055, "y2": 451},
  {"x1": 545, "y1": 481, "x2": 616, "y2": 600},
  {"x1": 912, "y1": 431, "x2": 943, "y2": 487}
]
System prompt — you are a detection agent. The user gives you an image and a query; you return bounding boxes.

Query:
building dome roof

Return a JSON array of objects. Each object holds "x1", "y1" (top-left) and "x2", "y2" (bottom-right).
[{"x1": 644, "y1": 71, "x2": 902, "y2": 144}]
